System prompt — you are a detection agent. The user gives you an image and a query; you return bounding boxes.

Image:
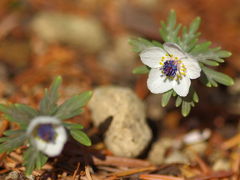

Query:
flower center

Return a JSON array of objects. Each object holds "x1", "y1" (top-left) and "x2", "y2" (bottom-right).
[
  {"x1": 37, "y1": 124, "x2": 56, "y2": 142},
  {"x1": 162, "y1": 60, "x2": 178, "y2": 77},
  {"x1": 159, "y1": 54, "x2": 187, "y2": 80}
]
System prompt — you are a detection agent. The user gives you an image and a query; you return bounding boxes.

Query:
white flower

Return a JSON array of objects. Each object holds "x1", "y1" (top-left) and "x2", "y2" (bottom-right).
[
  {"x1": 183, "y1": 129, "x2": 211, "y2": 144},
  {"x1": 27, "y1": 116, "x2": 67, "y2": 157},
  {"x1": 140, "y1": 42, "x2": 201, "y2": 97}
]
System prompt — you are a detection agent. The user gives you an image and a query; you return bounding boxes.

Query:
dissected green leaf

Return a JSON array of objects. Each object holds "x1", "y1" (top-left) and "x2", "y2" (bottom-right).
[
  {"x1": 202, "y1": 65, "x2": 234, "y2": 86},
  {"x1": 39, "y1": 76, "x2": 62, "y2": 115},
  {"x1": 129, "y1": 37, "x2": 155, "y2": 52},
  {"x1": 23, "y1": 146, "x2": 48, "y2": 175},
  {"x1": 70, "y1": 129, "x2": 92, "y2": 146},
  {"x1": 192, "y1": 46, "x2": 231, "y2": 63},
  {"x1": 0, "y1": 104, "x2": 37, "y2": 128},
  {"x1": 190, "y1": 41, "x2": 212, "y2": 54},
  {"x1": 151, "y1": 40, "x2": 163, "y2": 48},
  {"x1": 200, "y1": 59, "x2": 219, "y2": 66},
  {"x1": 132, "y1": 65, "x2": 150, "y2": 74},
  {"x1": 15, "y1": 104, "x2": 38, "y2": 117},
  {"x1": 3, "y1": 129, "x2": 25, "y2": 136},
  {"x1": 161, "y1": 90, "x2": 173, "y2": 107},
  {"x1": 179, "y1": 17, "x2": 201, "y2": 52},
  {"x1": 55, "y1": 91, "x2": 92, "y2": 120},
  {"x1": 159, "y1": 10, "x2": 181, "y2": 43},
  {"x1": 36, "y1": 151, "x2": 48, "y2": 170},
  {"x1": 0, "y1": 132, "x2": 27, "y2": 153}
]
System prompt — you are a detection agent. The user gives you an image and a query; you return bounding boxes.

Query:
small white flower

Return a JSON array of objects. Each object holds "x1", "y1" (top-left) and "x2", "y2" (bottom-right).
[
  {"x1": 27, "y1": 116, "x2": 67, "y2": 157},
  {"x1": 140, "y1": 42, "x2": 201, "y2": 97},
  {"x1": 183, "y1": 129, "x2": 211, "y2": 144}
]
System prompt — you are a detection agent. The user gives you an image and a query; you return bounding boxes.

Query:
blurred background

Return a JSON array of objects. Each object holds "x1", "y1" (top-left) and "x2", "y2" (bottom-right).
[
  {"x1": 0, "y1": 0, "x2": 239, "y2": 128},
  {"x1": 1, "y1": 0, "x2": 240, "y2": 178}
]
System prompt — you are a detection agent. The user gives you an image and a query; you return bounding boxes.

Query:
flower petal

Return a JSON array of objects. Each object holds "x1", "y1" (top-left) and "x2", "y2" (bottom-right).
[
  {"x1": 32, "y1": 125, "x2": 67, "y2": 157},
  {"x1": 27, "y1": 116, "x2": 61, "y2": 134},
  {"x1": 163, "y1": 42, "x2": 186, "y2": 59},
  {"x1": 173, "y1": 77, "x2": 191, "y2": 97},
  {"x1": 182, "y1": 56, "x2": 201, "y2": 79},
  {"x1": 147, "y1": 68, "x2": 173, "y2": 94},
  {"x1": 140, "y1": 47, "x2": 166, "y2": 68},
  {"x1": 27, "y1": 116, "x2": 67, "y2": 157}
]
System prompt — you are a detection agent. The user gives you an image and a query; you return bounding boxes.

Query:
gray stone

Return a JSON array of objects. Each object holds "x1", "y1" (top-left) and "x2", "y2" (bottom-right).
[
  {"x1": 31, "y1": 12, "x2": 107, "y2": 53},
  {"x1": 88, "y1": 86, "x2": 152, "y2": 157}
]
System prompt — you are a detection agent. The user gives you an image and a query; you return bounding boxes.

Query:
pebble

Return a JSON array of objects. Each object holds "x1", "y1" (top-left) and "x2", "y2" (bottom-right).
[
  {"x1": 212, "y1": 158, "x2": 231, "y2": 171},
  {"x1": 185, "y1": 142, "x2": 208, "y2": 157},
  {"x1": 148, "y1": 137, "x2": 173, "y2": 164},
  {"x1": 5, "y1": 171, "x2": 19, "y2": 180},
  {"x1": 88, "y1": 86, "x2": 152, "y2": 157},
  {"x1": 164, "y1": 150, "x2": 189, "y2": 164},
  {"x1": 31, "y1": 12, "x2": 107, "y2": 53}
]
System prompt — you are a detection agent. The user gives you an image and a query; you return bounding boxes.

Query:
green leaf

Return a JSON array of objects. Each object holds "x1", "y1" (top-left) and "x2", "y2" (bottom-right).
[
  {"x1": 200, "y1": 59, "x2": 219, "y2": 66},
  {"x1": 190, "y1": 41, "x2": 212, "y2": 54},
  {"x1": 39, "y1": 76, "x2": 62, "y2": 115},
  {"x1": 0, "y1": 132, "x2": 27, "y2": 153},
  {"x1": 181, "y1": 101, "x2": 191, "y2": 117},
  {"x1": 23, "y1": 147, "x2": 48, "y2": 175},
  {"x1": 189, "y1": 17, "x2": 201, "y2": 34},
  {"x1": 3, "y1": 129, "x2": 25, "y2": 136},
  {"x1": 55, "y1": 91, "x2": 92, "y2": 120},
  {"x1": 159, "y1": 10, "x2": 181, "y2": 43},
  {"x1": 36, "y1": 152, "x2": 48, "y2": 169},
  {"x1": 193, "y1": 92, "x2": 199, "y2": 103},
  {"x1": 202, "y1": 65, "x2": 234, "y2": 86},
  {"x1": 161, "y1": 90, "x2": 173, "y2": 107},
  {"x1": 129, "y1": 37, "x2": 155, "y2": 52},
  {"x1": 63, "y1": 122, "x2": 84, "y2": 130},
  {"x1": 178, "y1": 17, "x2": 201, "y2": 52},
  {"x1": 70, "y1": 129, "x2": 91, "y2": 146},
  {"x1": 132, "y1": 65, "x2": 150, "y2": 74},
  {"x1": 151, "y1": 40, "x2": 163, "y2": 48},
  {"x1": 192, "y1": 46, "x2": 231, "y2": 63},
  {"x1": 15, "y1": 104, "x2": 38, "y2": 117},
  {"x1": 0, "y1": 104, "x2": 36, "y2": 128},
  {"x1": 175, "y1": 96, "x2": 182, "y2": 107}
]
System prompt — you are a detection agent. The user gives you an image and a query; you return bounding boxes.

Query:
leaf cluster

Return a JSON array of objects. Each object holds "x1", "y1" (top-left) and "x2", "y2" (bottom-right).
[
  {"x1": 129, "y1": 10, "x2": 234, "y2": 117},
  {"x1": 0, "y1": 76, "x2": 92, "y2": 175}
]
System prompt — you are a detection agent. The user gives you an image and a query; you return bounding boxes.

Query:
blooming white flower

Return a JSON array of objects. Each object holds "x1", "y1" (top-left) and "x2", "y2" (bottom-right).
[
  {"x1": 140, "y1": 42, "x2": 201, "y2": 97},
  {"x1": 27, "y1": 116, "x2": 67, "y2": 157}
]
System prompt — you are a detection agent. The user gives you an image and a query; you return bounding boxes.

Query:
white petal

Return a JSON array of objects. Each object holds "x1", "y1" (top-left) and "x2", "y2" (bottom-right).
[
  {"x1": 173, "y1": 77, "x2": 191, "y2": 97},
  {"x1": 32, "y1": 125, "x2": 67, "y2": 157},
  {"x1": 147, "y1": 68, "x2": 173, "y2": 94},
  {"x1": 27, "y1": 116, "x2": 61, "y2": 134},
  {"x1": 182, "y1": 56, "x2": 201, "y2": 79},
  {"x1": 27, "y1": 116, "x2": 67, "y2": 157},
  {"x1": 140, "y1": 47, "x2": 166, "y2": 68},
  {"x1": 183, "y1": 129, "x2": 211, "y2": 144},
  {"x1": 163, "y1": 42, "x2": 186, "y2": 58}
]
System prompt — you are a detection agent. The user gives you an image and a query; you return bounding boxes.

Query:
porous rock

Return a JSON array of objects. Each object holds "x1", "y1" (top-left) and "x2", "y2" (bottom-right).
[{"x1": 88, "y1": 86, "x2": 152, "y2": 157}]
